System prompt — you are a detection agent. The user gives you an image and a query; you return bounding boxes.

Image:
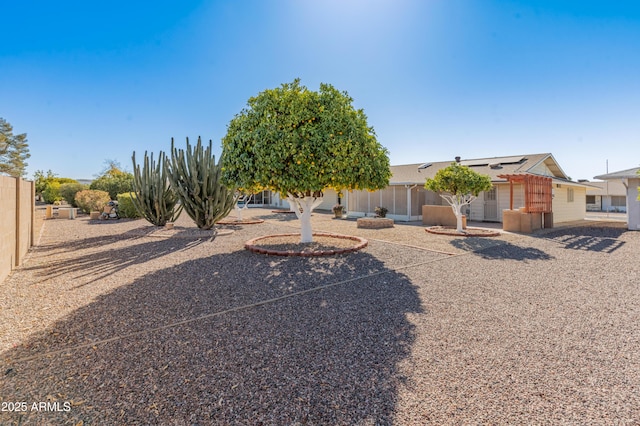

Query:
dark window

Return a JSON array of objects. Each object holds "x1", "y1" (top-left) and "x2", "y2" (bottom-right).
[{"x1": 611, "y1": 196, "x2": 626, "y2": 207}]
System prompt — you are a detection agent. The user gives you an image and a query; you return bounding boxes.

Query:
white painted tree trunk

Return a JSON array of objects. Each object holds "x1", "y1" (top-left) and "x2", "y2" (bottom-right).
[
  {"x1": 455, "y1": 204, "x2": 465, "y2": 233},
  {"x1": 441, "y1": 193, "x2": 475, "y2": 233},
  {"x1": 234, "y1": 194, "x2": 252, "y2": 221},
  {"x1": 287, "y1": 194, "x2": 324, "y2": 243},
  {"x1": 234, "y1": 204, "x2": 244, "y2": 221}
]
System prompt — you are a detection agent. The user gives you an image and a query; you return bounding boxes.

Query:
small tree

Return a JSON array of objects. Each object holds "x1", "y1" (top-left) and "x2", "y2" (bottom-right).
[
  {"x1": 0, "y1": 118, "x2": 30, "y2": 177},
  {"x1": 233, "y1": 190, "x2": 253, "y2": 221},
  {"x1": 90, "y1": 161, "x2": 134, "y2": 199},
  {"x1": 424, "y1": 162, "x2": 493, "y2": 232},
  {"x1": 60, "y1": 182, "x2": 88, "y2": 207},
  {"x1": 34, "y1": 169, "x2": 57, "y2": 198},
  {"x1": 42, "y1": 181, "x2": 63, "y2": 204},
  {"x1": 222, "y1": 79, "x2": 391, "y2": 243}
]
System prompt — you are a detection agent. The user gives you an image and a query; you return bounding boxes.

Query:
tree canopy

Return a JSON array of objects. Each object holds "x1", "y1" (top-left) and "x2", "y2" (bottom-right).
[
  {"x1": 0, "y1": 117, "x2": 31, "y2": 177},
  {"x1": 90, "y1": 160, "x2": 134, "y2": 199},
  {"x1": 425, "y1": 162, "x2": 493, "y2": 197},
  {"x1": 221, "y1": 79, "x2": 391, "y2": 197},
  {"x1": 425, "y1": 162, "x2": 493, "y2": 232}
]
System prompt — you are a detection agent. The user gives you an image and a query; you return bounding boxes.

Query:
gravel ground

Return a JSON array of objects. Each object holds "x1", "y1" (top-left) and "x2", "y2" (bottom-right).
[{"x1": 1, "y1": 208, "x2": 639, "y2": 425}]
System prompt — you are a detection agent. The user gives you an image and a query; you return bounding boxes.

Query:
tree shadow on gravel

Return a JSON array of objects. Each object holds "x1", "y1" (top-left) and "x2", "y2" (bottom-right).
[
  {"x1": 21, "y1": 234, "x2": 206, "y2": 287},
  {"x1": 535, "y1": 225, "x2": 628, "y2": 253},
  {"x1": 450, "y1": 239, "x2": 554, "y2": 261},
  {"x1": 1, "y1": 250, "x2": 422, "y2": 425}
]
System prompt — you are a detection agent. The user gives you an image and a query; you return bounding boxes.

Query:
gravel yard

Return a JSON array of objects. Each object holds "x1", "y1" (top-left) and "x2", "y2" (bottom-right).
[{"x1": 1, "y1": 208, "x2": 639, "y2": 424}]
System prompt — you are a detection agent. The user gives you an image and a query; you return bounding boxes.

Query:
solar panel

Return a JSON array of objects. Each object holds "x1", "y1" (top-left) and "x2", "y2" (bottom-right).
[{"x1": 460, "y1": 156, "x2": 524, "y2": 167}]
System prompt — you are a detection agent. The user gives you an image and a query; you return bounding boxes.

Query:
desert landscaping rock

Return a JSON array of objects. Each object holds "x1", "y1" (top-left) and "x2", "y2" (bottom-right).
[{"x1": 1, "y1": 208, "x2": 639, "y2": 424}]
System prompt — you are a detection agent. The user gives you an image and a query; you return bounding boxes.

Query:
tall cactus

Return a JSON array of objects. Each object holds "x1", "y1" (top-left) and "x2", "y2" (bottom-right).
[
  {"x1": 131, "y1": 150, "x2": 182, "y2": 226},
  {"x1": 167, "y1": 137, "x2": 236, "y2": 230}
]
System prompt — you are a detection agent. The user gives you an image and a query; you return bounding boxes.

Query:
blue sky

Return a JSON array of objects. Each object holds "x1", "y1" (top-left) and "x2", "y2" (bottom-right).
[{"x1": 2, "y1": 0, "x2": 639, "y2": 181}]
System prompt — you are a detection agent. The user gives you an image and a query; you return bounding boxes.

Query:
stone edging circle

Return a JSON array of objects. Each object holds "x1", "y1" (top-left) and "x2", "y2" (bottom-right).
[
  {"x1": 245, "y1": 233, "x2": 368, "y2": 257},
  {"x1": 217, "y1": 218, "x2": 265, "y2": 225},
  {"x1": 425, "y1": 226, "x2": 500, "y2": 237}
]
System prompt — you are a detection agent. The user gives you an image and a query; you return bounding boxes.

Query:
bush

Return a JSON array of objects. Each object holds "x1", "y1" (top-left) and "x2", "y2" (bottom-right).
[
  {"x1": 42, "y1": 181, "x2": 63, "y2": 204},
  {"x1": 374, "y1": 206, "x2": 388, "y2": 218},
  {"x1": 59, "y1": 183, "x2": 88, "y2": 207},
  {"x1": 90, "y1": 172, "x2": 134, "y2": 199},
  {"x1": 117, "y1": 192, "x2": 142, "y2": 219},
  {"x1": 75, "y1": 189, "x2": 111, "y2": 213}
]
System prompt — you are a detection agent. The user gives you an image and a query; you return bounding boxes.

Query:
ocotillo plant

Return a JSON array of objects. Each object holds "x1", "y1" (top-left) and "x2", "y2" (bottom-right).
[
  {"x1": 167, "y1": 137, "x2": 236, "y2": 230},
  {"x1": 131, "y1": 150, "x2": 182, "y2": 226}
]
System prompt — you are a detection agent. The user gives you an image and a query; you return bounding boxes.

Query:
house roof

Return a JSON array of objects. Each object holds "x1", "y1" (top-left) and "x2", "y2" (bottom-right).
[
  {"x1": 593, "y1": 167, "x2": 640, "y2": 180},
  {"x1": 389, "y1": 153, "x2": 578, "y2": 186},
  {"x1": 582, "y1": 180, "x2": 628, "y2": 196}
]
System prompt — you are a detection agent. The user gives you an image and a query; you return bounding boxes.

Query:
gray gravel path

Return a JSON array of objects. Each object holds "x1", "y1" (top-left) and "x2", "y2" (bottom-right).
[{"x1": 1, "y1": 209, "x2": 639, "y2": 425}]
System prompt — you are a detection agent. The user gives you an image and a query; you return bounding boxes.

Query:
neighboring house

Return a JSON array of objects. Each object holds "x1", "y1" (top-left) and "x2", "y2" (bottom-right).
[
  {"x1": 248, "y1": 188, "x2": 341, "y2": 211},
  {"x1": 345, "y1": 153, "x2": 588, "y2": 223},
  {"x1": 593, "y1": 167, "x2": 640, "y2": 231},
  {"x1": 582, "y1": 180, "x2": 628, "y2": 212}
]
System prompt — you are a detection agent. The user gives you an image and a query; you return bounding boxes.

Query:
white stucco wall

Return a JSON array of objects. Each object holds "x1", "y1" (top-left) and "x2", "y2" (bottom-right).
[
  {"x1": 627, "y1": 178, "x2": 640, "y2": 230},
  {"x1": 469, "y1": 183, "x2": 525, "y2": 222},
  {"x1": 316, "y1": 189, "x2": 339, "y2": 211},
  {"x1": 552, "y1": 185, "x2": 586, "y2": 223}
]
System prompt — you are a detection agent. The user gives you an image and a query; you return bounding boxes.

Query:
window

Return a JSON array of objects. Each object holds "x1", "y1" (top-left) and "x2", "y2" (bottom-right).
[
  {"x1": 611, "y1": 196, "x2": 626, "y2": 207},
  {"x1": 567, "y1": 188, "x2": 574, "y2": 202},
  {"x1": 586, "y1": 195, "x2": 596, "y2": 204}
]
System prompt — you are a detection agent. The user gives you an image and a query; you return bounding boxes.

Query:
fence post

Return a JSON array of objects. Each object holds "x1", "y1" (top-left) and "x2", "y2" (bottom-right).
[
  {"x1": 15, "y1": 177, "x2": 21, "y2": 267},
  {"x1": 31, "y1": 181, "x2": 36, "y2": 246}
]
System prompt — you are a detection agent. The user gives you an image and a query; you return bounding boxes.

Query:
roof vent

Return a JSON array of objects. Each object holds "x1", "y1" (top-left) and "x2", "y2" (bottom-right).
[
  {"x1": 417, "y1": 163, "x2": 432, "y2": 170},
  {"x1": 489, "y1": 162, "x2": 501, "y2": 169}
]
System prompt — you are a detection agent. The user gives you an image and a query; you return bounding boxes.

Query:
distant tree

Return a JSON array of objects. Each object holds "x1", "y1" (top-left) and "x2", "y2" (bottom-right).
[
  {"x1": 34, "y1": 169, "x2": 58, "y2": 197},
  {"x1": 59, "y1": 182, "x2": 88, "y2": 207},
  {"x1": 424, "y1": 162, "x2": 493, "y2": 232},
  {"x1": 0, "y1": 118, "x2": 31, "y2": 177},
  {"x1": 221, "y1": 79, "x2": 391, "y2": 243},
  {"x1": 90, "y1": 160, "x2": 134, "y2": 199},
  {"x1": 42, "y1": 181, "x2": 63, "y2": 204}
]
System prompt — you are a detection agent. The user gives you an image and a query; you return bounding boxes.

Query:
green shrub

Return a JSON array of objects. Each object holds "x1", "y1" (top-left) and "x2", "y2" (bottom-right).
[
  {"x1": 42, "y1": 181, "x2": 63, "y2": 204},
  {"x1": 117, "y1": 192, "x2": 142, "y2": 219},
  {"x1": 90, "y1": 171, "x2": 134, "y2": 199},
  {"x1": 75, "y1": 189, "x2": 111, "y2": 213},
  {"x1": 59, "y1": 183, "x2": 88, "y2": 207}
]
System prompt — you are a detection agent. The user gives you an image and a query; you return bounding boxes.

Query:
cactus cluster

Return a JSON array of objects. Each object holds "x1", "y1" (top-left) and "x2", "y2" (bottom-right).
[
  {"x1": 131, "y1": 151, "x2": 182, "y2": 226},
  {"x1": 167, "y1": 137, "x2": 236, "y2": 230}
]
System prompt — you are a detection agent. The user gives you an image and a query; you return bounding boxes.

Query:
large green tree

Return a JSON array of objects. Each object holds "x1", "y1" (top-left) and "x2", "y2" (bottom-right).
[
  {"x1": 425, "y1": 162, "x2": 493, "y2": 232},
  {"x1": 221, "y1": 79, "x2": 391, "y2": 243},
  {"x1": 0, "y1": 118, "x2": 30, "y2": 177}
]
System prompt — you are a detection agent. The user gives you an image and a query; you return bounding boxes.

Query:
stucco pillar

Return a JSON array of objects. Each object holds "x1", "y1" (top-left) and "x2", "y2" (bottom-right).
[{"x1": 627, "y1": 178, "x2": 640, "y2": 230}]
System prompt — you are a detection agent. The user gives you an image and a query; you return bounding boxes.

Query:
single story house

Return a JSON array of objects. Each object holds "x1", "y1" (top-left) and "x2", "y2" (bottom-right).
[
  {"x1": 582, "y1": 180, "x2": 628, "y2": 212},
  {"x1": 593, "y1": 167, "x2": 640, "y2": 231},
  {"x1": 345, "y1": 153, "x2": 588, "y2": 223}
]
